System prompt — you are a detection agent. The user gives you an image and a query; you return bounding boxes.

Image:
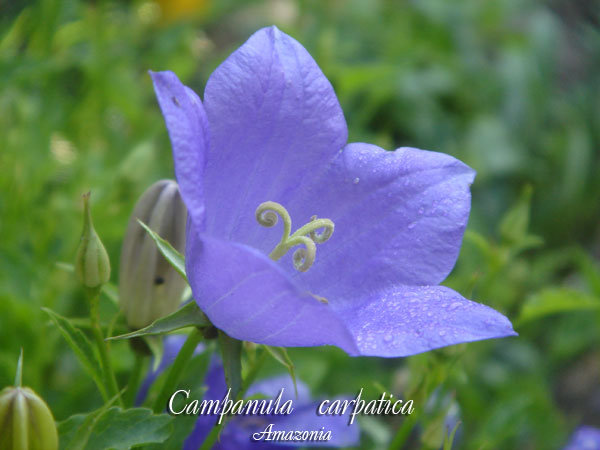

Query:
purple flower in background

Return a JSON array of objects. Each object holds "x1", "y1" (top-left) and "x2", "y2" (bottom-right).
[
  {"x1": 183, "y1": 359, "x2": 360, "y2": 449},
  {"x1": 564, "y1": 426, "x2": 600, "y2": 450},
  {"x1": 150, "y1": 26, "x2": 516, "y2": 357}
]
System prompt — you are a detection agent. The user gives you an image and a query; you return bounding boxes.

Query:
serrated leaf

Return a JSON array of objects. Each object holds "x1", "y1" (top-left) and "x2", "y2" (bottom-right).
[
  {"x1": 59, "y1": 393, "x2": 121, "y2": 450},
  {"x1": 142, "y1": 415, "x2": 197, "y2": 450},
  {"x1": 42, "y1": 307, "x2": 106, "y2": 399},
  {"x1": 138, "y1": 220, "x2": 187, "y2": 282},
  {"x1": 517, "y1": 288, "x2": 600, "y2": 324},
  {"x1": 264, "y1": 346, "x2": 298, "y2": 397},
  {"x1": 59, "y1": 407, "x2": 173, "y2": 450},
  {"x1": 108, "y1": 301, "x2": 210, "y2": 340},
  {"x1": 218, "y1": 330, "x2": 242, "y2": 399}
]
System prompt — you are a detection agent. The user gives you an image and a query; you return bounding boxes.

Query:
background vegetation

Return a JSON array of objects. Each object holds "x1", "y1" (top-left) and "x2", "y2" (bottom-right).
[{"x1": 1, "y1": 0, "x2": 599, "y2": 448}]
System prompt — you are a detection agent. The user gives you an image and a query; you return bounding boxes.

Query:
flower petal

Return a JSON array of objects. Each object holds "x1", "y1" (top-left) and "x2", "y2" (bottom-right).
[
  {"x1": 333, "y1": 285, "x2": 516, "y2": 357},
  {"x1": 186, "y1": 225, "x2": 358, "y2": 353},
  {"x1": 150, "y1": 70, "x2": 209, "y2": 230},
  {"x1": 282, "y1": 143, "x2": 476, "y2": 299},
  {"x1": 202, "y1": 26, "x2": 348, "y2": 242}
]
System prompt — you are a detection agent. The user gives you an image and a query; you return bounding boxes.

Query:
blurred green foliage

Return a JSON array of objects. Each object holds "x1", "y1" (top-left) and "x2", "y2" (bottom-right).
[{"x1": 1, "y1": 0, "x2": 599, "y2": 448}]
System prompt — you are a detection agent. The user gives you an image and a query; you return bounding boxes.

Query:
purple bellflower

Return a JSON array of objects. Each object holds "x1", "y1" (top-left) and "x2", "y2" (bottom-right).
[
  {"x1": 150, "y1": 26, "x2": 516, "y2": 357},
  {"x1": 183, "y1": 358, "x2": 360, "y2": 449},
  {"x1": 564, "y1": 426, "x2": 600, "y2": 450}
]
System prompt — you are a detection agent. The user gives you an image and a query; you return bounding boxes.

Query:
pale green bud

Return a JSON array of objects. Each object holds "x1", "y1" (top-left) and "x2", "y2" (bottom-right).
[
  {"x1": 0, "y1": 386, "x2": 58, "y2": 450},
  {"x1": 75, "y1": 192, "x2": 111, "y2": 288},
  {"x1": 119, "y1": 180, "x2": 187, "y2": 329}
]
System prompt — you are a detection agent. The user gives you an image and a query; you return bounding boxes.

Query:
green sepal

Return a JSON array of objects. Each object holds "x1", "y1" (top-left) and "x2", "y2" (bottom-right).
[
  {"x1": 264, "y1": 346, "x2": 298, "y2": 397},
  {"x1": 218, "y1": 330, "x2": 243, "y2": 400}
]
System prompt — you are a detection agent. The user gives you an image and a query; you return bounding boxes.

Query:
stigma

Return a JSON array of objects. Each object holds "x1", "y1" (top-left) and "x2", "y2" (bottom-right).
[{"x1": 255, "y1": 201, "x2": 334, "y2": 272}]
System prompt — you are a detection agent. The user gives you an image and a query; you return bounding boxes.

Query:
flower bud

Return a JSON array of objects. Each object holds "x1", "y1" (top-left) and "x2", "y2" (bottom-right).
[
  {"x1": 0, "y1": 386, "x2": 58, "y2": 450},
  {"x1": 119, "y1": 180, "x2": 187, "y2": 329},
  {"x1": 75, "y1": 192, "x2": 111, "y2": 288}
]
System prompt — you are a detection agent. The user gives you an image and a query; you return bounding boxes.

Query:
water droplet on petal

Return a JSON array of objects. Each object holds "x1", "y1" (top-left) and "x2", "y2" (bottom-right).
[
  {"x1": 383, "y1": 334, "x2": 393, "y2": 343},
  {"x1": 353, "y1": 177, "x2": 360, "y2": 184}
]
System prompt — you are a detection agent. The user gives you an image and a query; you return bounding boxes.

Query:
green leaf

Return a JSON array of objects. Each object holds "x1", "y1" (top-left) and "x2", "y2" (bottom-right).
[
  {"x1": 137, "y1": 219, "x2": 187, "y2": 282},
  {"x1": 517, "y1": 288, "x2": 600, "y2": 324},
  {"x1": 108, "y1": 301, "x2": 211, "y2": 340},
  {"x1": 59, "y1": 393, "x2": 122, "y2": 449},
  {"x1": 499, "y1": 185, "x2": 532, "y2": 245},
  {"x1": 264, "y1": 346, "x2": 298, "y2": 397},
  {"x1": 574, "y1": 249, "x2": 600, "y2": 297},
  {"x1": 142, "y1": 415, "x2": 197, "y2": 450},
  {"x1": 42, "y1": 307, "x2": 106, "y2": 399},
  {"x1": 218, "y1": 330, "x2": 243, "y2": 399},
  {"x1": 58, "y1": 407, "x2": 173, "y2": 450}
]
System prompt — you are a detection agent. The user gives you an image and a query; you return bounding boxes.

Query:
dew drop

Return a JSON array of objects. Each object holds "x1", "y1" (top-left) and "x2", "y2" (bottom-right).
[
  {"x1": 383, "y1": 334, "x2": 393, "y2": 343},
  {"x1": 353, "y1": 177, "x2": 360, "y2": 184},
  {"x1": 439, "y1": 330, "x2": 447, "y2": 337}
]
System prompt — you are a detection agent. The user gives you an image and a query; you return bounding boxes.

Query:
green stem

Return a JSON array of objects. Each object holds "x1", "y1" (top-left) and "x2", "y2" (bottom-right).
[
  {"x1": 389, "y1": 412, "x2": 419, "y2": 448},
  {"x1": 238, "y1": 350, "x2": 268, "y2": 400},
  {"x1": 89, "y1": 288, "x2": 122, "y2": 407},
  {"x1": 200, "y1": 422, "x2": 224, "y2": 450},
  {"x1": 199, "y1": 349, "x2": 268, "y2": 450},
  {"x1": 124, "y1": 353, "x2": 146, "y2": 407},
  {"x1": 152, "y1": 327, "x2": 203, "y2": 413}
]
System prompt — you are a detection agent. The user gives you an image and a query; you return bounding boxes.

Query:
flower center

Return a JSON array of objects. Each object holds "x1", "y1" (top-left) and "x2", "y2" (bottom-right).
[{"x1": 255, "y1": 201, "x2": 334, "y2": 272}]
